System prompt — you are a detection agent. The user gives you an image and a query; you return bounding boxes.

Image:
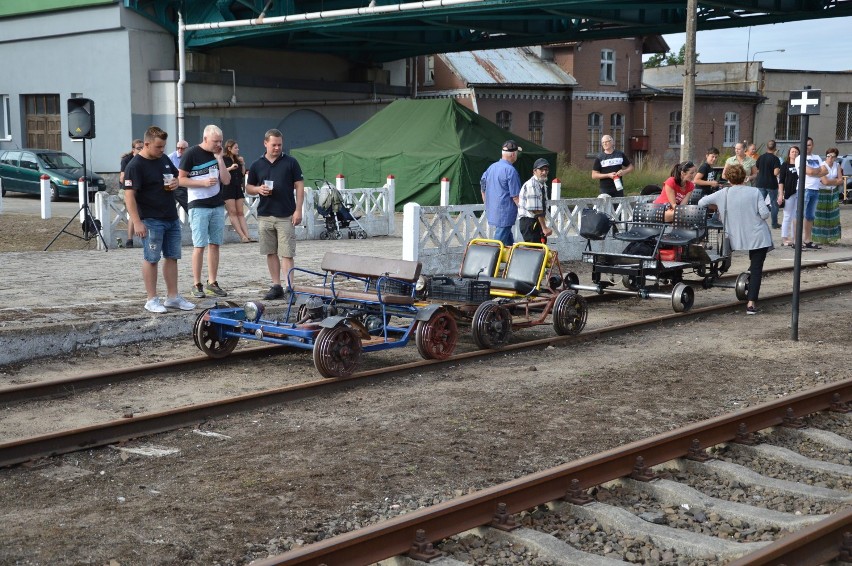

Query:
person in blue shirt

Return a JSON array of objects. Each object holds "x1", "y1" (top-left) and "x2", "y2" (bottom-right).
[{"x1": 480, "y1": 140, "x2": 522, "y2": 247}]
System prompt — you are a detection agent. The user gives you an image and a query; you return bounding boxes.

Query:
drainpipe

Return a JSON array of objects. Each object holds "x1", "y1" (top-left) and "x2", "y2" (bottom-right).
[
  {"x1": 177, "y1": 10, "x2": 186, "y2": 143},
  {"x1": 222, "y1": 68, "x2": 237, "y2": 104}
]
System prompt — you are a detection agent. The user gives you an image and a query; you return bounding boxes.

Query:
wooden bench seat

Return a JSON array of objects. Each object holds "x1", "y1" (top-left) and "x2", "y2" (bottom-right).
[{"x1": 289, "y1": 252, "x2": 421, "y2": 305}]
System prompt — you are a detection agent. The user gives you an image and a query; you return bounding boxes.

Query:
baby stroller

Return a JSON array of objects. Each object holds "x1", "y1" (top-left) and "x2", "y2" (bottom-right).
[{"x1": 315, "y1": 179, "x2": 368, "y2": 240}]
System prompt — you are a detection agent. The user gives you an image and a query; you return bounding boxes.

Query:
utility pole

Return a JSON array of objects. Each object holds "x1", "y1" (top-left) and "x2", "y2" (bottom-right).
[{"x1": 680, "y1": 0, "x2": 697, "y2": 163}]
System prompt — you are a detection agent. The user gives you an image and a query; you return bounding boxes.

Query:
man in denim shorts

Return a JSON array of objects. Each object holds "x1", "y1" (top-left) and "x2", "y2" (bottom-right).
[
  {"x1": 245, "y1": 129, "x2": 304, "y2": 300},
  {"x1": 178, "y1": 124, "x2": 231, "y2": 298},
  {"x1": 123, "y1": 126, "x2": 195, "y2": 313}
]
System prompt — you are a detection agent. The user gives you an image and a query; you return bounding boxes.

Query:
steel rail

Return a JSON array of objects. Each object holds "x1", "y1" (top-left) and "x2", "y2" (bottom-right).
[
  {"x1": 0, "y1": 280, "x2": 850, "y2": 469},
  {"x1": 1, "y1": 260, "x2": 848, "y2": 406},
  {"x1": 727, "y1": 507, "x2": 852, "y2": 566},
  {"x1": 252, "y1": 377, "x2": 852, "y2": 566}
]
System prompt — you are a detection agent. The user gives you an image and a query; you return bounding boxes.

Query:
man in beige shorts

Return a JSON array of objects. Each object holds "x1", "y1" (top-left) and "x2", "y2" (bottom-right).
[{"x1": 245, "y1": 129, "x2": 304, "y2": 300}]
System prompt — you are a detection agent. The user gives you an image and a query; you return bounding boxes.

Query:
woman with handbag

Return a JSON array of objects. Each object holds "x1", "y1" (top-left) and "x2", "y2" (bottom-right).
[
  {"x1": 777, "y1": 146, "x2": 800, "y2": 247},
  {"x1": 698, "y1": 164, "x2": 773, "y2": 315}
]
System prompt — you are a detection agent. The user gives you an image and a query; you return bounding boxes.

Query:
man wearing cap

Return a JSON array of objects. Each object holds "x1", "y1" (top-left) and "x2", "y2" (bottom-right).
[
  {"x1": 480, "y1": 140, "x2": 523, "y2": 247},
  {"x1": 592, "y1": 135, "x2": 633, "y2": 197},
  {"x1": 518, "y1": 158, "x2": 553, "y2": 243}
]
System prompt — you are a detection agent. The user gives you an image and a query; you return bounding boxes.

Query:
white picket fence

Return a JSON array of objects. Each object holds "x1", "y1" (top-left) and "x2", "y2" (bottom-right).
[
  {"x1": 403, "y1": 195, "x2": 653, "y2": 274},
  {"x1": 91, "y1": 182, "x2": 395, "y2": 250}
]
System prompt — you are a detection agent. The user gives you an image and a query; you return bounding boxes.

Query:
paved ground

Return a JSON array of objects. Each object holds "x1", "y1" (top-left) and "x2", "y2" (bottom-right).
[{"x1": 1, "y1": 199, "x2": 850, "y2": 366}]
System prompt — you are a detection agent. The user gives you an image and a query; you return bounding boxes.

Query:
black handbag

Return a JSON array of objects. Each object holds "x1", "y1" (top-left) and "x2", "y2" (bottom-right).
[{"x1": 579, "y1": 207, "x2": 612, "y2": 240}]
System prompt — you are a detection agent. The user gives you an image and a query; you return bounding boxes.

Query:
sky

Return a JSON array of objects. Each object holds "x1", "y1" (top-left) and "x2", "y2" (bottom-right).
[{"x1": 651, "y1": 15, "x2": 852, "y2": 71}]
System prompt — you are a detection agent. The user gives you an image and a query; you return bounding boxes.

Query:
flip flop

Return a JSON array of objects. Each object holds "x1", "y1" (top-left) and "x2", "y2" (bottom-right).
[{"x1": 804, "y1": 242, "x2": 822, "y2": 250}]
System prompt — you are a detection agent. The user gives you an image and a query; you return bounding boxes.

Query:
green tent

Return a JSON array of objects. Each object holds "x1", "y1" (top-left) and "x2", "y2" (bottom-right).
[{"x1": 291, "y1": 99, "x2": 556, "y2": 209}]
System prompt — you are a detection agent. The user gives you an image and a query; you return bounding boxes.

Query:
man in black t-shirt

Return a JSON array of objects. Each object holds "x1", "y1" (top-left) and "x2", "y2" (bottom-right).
[
  {"x1": 755, "y1": 140, "x2": 782, "y2": 228},
  {"x1": 591, "y1": 135, "x2": 633, "y2": 197},
  {"x1": 246, "y1": 128, "x2": 305, "y2": 300},
  {"x1": 694, "y1": 147, "x2": 722, "y2": 195},
  {"x1": 178, "y1": 124, "x2": 231, "y2": 299},
  {"x1": 124, "y1": 126, "x2": 195, "y2": 314}
]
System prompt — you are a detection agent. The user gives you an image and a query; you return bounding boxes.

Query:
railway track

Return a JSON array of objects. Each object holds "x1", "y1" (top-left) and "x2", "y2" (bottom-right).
[
  {"x1": 0, "y1": 279, "x2": 850, "y2": 469},
  {"x1": 252, "y1": 381, "x2": 852, "y2": 565}
]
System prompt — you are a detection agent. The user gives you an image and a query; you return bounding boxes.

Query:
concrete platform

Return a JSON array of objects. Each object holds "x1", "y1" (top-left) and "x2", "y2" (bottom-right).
[{"x1": 1, "y1": 209, "x2": 850, "y2": 366}]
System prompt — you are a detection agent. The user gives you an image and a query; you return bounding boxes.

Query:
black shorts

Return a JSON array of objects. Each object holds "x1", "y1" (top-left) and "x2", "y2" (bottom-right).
[{"x1": 519, "y1": 217, "x2": 545, "y2": 243}]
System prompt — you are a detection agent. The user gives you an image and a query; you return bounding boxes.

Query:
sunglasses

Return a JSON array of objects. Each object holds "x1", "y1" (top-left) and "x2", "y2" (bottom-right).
[{"x1": 826, "y1": 153, "x2": 837, "y2": 158}]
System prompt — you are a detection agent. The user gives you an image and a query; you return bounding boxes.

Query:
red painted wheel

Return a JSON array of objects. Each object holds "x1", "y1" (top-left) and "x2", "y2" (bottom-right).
[
  {"x1": 415, "y1": 308, "x2": 458, "y2": 360},
  {"x1": 312, "y1": 325, "x2": 362, "y2": 378}
]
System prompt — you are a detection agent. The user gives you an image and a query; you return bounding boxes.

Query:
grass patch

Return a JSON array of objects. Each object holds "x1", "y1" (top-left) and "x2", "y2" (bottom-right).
[{"x1": 551, "y1": 152, "x2": 676, "y2": 198}]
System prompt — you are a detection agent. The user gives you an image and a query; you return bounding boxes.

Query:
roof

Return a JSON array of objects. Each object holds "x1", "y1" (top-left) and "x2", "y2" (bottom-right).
[{"x1": 441, "y1": 48, "x2": 577, "y2": 88}]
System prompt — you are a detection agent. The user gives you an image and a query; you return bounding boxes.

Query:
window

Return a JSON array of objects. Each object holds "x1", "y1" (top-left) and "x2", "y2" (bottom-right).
[
  {"x1": 587, "y1": 113, "x2": 603, "y2": 155},
  {"x1": 775, "y1": 100, "x2": 801, "y2": 142},
  {"x1": 668, "y1": 111, "x2": 682, "y2": 147},
  {"x1": 837, "y1": 102, "x2": 852, "y2": 142},
  {"x1": 528, "y1": 111, "x2": 543, "y2": 145},
  {"x1": 600, "y1": 49, "x2": 615, "y2": 83},
  {"x1": 723, "y1": 112, "x2": 739, "y2": 147},
  {"x1": 610, "y1": 113, "x2": 625, "y2": 150},
  {"x1": 496, "y1": 110, "x2": 512, "y2": 130},
  {"x1": 19, "y1": 152, "x2": 39, "y2": 171},
  {"x1": 0, "y1": 95, "x2": 10, "y2": 141},
  {"x1": 424, "y1": 55, "x2": 435, "y2": 86}
]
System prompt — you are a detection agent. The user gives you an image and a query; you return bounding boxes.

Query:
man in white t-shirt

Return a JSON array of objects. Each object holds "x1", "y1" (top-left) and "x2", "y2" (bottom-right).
[{"x1": 795, "y1": 137, "x2": 828, "y2": 249}]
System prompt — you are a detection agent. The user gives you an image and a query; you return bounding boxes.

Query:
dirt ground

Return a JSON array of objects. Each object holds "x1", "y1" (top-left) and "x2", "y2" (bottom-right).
[
  {"x1": 0, "y1": 212, "x2": 103, "y2": 252},
  {"x1": 1, "y1": 275, "x2": 851, "y2": 564}
]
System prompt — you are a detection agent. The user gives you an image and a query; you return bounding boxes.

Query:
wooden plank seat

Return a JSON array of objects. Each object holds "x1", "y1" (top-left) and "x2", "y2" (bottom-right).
[
  {"x1": 614, "y1": 203, "x2": 667, "y2": 242},
  {"x1": 478, "y1": 242, "x2": 549, "y2": 297},
  {"x1": 658, "y1": 205, "x2": 708, "y2": 247},
  {"x1": 289, "y1": 252, "x2": 421, "y2": 305}
]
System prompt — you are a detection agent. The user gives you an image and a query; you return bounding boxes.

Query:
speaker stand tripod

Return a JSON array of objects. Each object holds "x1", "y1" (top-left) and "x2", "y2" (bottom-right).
[{"x1": 44, "y1": 139, "x2": 108, "y2": 252}]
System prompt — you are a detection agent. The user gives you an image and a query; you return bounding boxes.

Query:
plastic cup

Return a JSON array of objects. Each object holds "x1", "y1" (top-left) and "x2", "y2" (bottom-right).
[
  {"x1": 163, "y1": 173, "x2": 175, "y2": 191},
  {"x1": 264, "y1": 180, "x2": 274, "y2": 192}
]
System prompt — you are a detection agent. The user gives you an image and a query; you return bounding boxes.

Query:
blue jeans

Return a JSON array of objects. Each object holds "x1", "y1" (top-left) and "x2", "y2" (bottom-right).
[
  {"x1": 141, "y1": 218, "x2": 182, "y2": 262},
  {"x1": 803, "y1": 189, "x2": 819, "y2": 221},
  {"x1": 758, "y1": 187, "x2": 779, "y2": 227},
  {"x1": 493, "y1": 225, "x2": 514, "y2": 247},
  {"x1": 188, "y1": 206, "x2": 225, "y2": 247}
]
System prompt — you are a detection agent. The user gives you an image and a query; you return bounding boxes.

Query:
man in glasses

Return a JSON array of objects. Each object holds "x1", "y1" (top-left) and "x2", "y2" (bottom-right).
[{"x1": 169, "y1": 140, "x2": 189, "y2": 213}]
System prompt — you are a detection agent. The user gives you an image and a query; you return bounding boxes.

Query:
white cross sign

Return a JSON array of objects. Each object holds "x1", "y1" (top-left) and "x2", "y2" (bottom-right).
[{"x1": 788, "y1": 89, "x2": 821, "y2": 116}]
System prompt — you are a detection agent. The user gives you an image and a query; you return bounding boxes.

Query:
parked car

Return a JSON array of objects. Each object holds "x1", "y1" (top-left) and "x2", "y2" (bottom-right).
[{"x1": 0, "y1": 149, "x2": 106, "y2": 201}]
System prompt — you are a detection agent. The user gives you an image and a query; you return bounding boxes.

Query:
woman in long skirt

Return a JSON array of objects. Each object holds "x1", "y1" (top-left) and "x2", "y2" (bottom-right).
[{"x1": 813, "y1": 148, "x2": 842, "y2": 244}]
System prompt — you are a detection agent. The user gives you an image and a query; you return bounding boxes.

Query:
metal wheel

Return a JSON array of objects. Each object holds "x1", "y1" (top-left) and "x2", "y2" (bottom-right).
[
  {"x1": 563, "y1": 271, "x2": 580, "y2": 288},
  {"x1": 312, "y1": 324, "x2": 362, "y2": 378},
  {"x1": 319, "y1": 230, "x2": 329, "y2": 240},
  {"x1": 415, "y1": 308, "x2": 458, "y2": 360},
  {"x1": 552, "y1": 290, "x2": 588, "y2": 336},
  {"x1": 356, "y1": 230, "x2": 368, "y2": 239},
  {"x1": 471, "y1": 301, "x2": 512, "y2": 349},
  {"x1": 735, "y1": 271, "x2": 750, "y2": 302},
  {"x1": 194, "y1": 308, "x2": 238, "y2": 358},
  {"x1": 332, "y1": 230, "x2": 343, "y2": 240},
  {"x1": 621, "y1": 275, "x2": 640, "y2": 291},
  {"x1": 671, "y1": 282, "x2": 694, "y2": 313}
]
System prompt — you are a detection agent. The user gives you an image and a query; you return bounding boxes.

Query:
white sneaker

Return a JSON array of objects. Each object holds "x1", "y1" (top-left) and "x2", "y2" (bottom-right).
[
  {"x1": 144, "y1": 297, "x2": 167, "y2": 313},
  {"x1": 163, "y1": 295, "x2": 196, "y2": 311}
]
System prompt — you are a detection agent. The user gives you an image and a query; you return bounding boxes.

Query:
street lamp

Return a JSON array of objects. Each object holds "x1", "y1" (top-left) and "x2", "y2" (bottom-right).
[{"x1": 752, "y1": 49, "x2": 785, "y2": 62}]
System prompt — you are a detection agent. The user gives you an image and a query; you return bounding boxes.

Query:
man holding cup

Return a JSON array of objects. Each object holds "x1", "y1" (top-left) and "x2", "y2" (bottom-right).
[
  {"x1": 246, "y1": 128, "x2": 305, "y2": 300},
  {"x1": 123, "y1": 126, "x2": 195, "y2": 313},
  {"x1": 178, "y1": 125, "x2": 231, "y2": 299}
]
